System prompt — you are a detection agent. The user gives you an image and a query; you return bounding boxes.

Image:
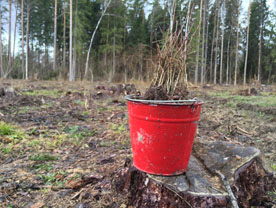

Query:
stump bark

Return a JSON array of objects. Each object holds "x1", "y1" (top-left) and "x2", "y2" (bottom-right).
[{"x1": 114, "y1": 141, "x2": 276, "y2": 208}]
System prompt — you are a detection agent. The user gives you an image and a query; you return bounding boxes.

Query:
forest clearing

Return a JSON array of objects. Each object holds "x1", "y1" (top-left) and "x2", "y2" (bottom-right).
[
  {"x1": 0, "y1": 0, "x2": 276, "y2": 207},
  {"x1": 0, "y1": 80, "x2": 275, "y2": 207}
]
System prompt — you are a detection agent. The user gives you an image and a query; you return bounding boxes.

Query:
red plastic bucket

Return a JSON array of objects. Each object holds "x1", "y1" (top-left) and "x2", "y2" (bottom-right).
[{"x1": 126, "y1": 96, "x2": 202, "y2": 176}]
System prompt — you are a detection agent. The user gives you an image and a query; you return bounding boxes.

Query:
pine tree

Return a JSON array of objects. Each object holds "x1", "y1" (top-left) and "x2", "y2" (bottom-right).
[
  {"x1": 127, "y1": 0, "x2": 147, "y2": 47},
  {"x1": 244, "y1": 0, "x2": 268, "y2": 83}
]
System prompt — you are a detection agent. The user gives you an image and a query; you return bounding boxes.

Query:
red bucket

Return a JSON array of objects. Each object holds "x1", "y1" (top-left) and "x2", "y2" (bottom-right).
[{"x1": 126, "y1": 96, "x2": 202, "y2": 176}]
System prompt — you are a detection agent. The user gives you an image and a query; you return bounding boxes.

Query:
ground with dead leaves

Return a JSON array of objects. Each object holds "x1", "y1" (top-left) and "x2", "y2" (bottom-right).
[{"x1": 0, "y1": 80, "x2": 275, "y2": 208}]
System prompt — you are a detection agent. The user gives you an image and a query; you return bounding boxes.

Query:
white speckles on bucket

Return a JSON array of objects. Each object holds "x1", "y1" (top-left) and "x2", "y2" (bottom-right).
[{"x1": 138, "y1": 132, "x2": 144, "y2": 142}]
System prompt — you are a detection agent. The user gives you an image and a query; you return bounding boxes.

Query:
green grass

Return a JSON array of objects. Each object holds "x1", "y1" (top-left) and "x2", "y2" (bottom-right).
[
  {"x1": 209, "y1": 91, "x2": 276, "y2": 107},
  {"x1": 110, "y1": 123, "x2": 126, "y2": 134},
  {"x1": 99, "y1": 140, "x2": 117, "y2": 147},
  {"x1": 63, "y1": 125, "x2": 96, "y2": 144},
  {"x1": 271, "y1": 163, "x2": 276, "y2": 172},
  {"x1": 23, "y1": 89, "x2": 63, "y2": 98},
  {"x1": 74, "y1": 100, "x2": 85, "y2": 106},
  {"x1": 1, "y1": 144, "x2": 13, "y2": 154},
  {"x1": 0, "y1": 121, "x2": 25, "y2": 140},
  {"x1": 31, "y1": 163, "x2": 53, "y2": 171},
  {"x1": 38, "y1": 171, "x2": 67, "y2": 186},
  {"x1": 38, "y1": 173, "x2": 57, "y2": 184},
  {"x1": 30, "y1": 153, "x2": 58, "y2": 161},
  {"x1": 98, "y1": 106, "x2": 105, "y2": 111}
]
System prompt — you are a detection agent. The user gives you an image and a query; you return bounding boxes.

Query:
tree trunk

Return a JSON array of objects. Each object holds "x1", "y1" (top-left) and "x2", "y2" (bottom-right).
[
  {"x1": 234, "y1": 19, "x2": 239, "y2": 86},
  {"x1": 72, "y1": 0, "x2": 78, "y2": 79},
  {"x1": 25, "y1": 3, "x2": 30, "y2": 80},
  {"x1": 115, "y1": 141, "x2": 276, "y2": 208},
  {"x1": 229, "y1": 49, "x2": 232, "y2": 85},
  {"x1": 0, "y1": 4, "x2": 3, "y2": 78},
  {"x1": 63, "y1": 0, "x2": 66, "y2": 72},
  {"x1": 69, "y1": 0, "x2": 73, "y2": 81},
  {"x1": 84, "y1": 0, "x2": 112, "y2": 79},
  {"x1": 219, "y1": 0, "x2": 225, "y2": 85},
  {"x1": 204, "y1": 0, "x2": 209, "y2": 83},
  {"x1": 195, "y1": 0, "x2": 203, "y2": 84},
  {"x1": 168, "y1": 0, "x2": 176, "y2": 33},
  {"x1": 267, "y1": 60, "x2": 272, "y2": 83},
  {"x1": 257, "y1": 11, "x2": 263, "y2": 83},
  {"x1": 214, "y1": 1, "x2": 220, "y2": 85},
  {"x1": 150, "y1": 4, "x2": 154, "y2": 84},
  {"x1": 182, "y1": 0, "x2": 191, "y2": 87},
  {"x1": 111, "y1": 32, "x2": 116, "y2": 82},
  {"x1": 123, "y1": 2, "x2": 127, "y2": 83},
  {"x1": 226, "y1": 39, "x2": 230, "y2": 85},
  {"x1": 210, "y1": 0, "x2": 218, "y2": 84},
  {"x1": 8, "y1": 0, "x2": 12, "y2": 72},
  {"x1": 12, "y1": 1, "x2": 18, "y2": 67},
  {"x1": 21, "y1": 0, "x2": 24, "y2": 79},
  {"x1": 72, "y1": 47, "x2": 76, "y2": 80},
  {"x1": 243, "y1": 0, "x2": 251, "y2": 86},
  {"x1": 139, "y1": 47, "x2": 143, "y2": 81},
  {"x1": 200, "y1": 0, "x2": 206, "y2": 85},
  {"x1": 53, "y1": 0, "x2": 57, "y2": 71}
]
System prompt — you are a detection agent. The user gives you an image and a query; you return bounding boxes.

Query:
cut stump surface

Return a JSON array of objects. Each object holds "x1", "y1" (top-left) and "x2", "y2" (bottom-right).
[{"x1": 114, "y1": 141, "x2": 276, "y2": 208}]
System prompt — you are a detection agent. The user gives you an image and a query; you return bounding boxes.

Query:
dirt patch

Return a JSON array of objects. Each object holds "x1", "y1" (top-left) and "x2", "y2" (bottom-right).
[
  {"x1": 238, "y1": 87, "x2": 259, "y2": 96},
  {"x1": 93, "y1": 84, "x2": 140, "y2": 99}
]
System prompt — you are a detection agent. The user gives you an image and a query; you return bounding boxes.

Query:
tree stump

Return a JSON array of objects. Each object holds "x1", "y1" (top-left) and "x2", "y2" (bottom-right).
[{"x1": 114, "y1": 141, "x2": 276, "y2": 208}]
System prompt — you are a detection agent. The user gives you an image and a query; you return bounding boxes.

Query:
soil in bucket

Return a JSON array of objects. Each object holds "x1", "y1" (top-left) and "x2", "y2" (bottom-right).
[{"x1": 143, "y1": 86, "x2": 190, "y2": 101}]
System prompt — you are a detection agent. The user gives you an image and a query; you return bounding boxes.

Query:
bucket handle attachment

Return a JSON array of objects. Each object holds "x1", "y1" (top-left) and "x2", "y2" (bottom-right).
[{"x1": 191, "y1": 98, "x2": 199, "y2": 112}]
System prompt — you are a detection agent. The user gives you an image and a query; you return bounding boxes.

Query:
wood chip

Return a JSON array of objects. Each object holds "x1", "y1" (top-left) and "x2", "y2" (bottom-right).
[{"x1": 31, "y1": 202, "x2": 44, "y2": 208}]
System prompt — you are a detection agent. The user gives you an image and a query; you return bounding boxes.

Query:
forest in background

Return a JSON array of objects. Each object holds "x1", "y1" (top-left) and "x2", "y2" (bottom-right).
[{"x1": 0, "y1": 0, "x2": 275, "y2": 85}]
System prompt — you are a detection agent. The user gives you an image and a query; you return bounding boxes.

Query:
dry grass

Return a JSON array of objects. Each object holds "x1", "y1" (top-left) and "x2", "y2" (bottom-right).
[{"x1": 151, "y1": 32, "x2": 189, "y2": 97}]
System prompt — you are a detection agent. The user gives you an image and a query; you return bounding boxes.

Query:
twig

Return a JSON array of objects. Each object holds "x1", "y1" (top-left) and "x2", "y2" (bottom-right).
[
  {"x1": 215, "y1": 170, "x2": 239, "y2": 208},
  {"x1": 236, "y1": 126, "x2": 251, "y2": 136}
]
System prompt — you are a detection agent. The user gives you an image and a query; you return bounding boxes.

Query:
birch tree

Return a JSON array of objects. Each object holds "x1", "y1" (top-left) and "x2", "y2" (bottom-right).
[
  {"x1": 8, "y1": 0, "x2": 11, "y2": 70},
  {"x1": 25, "y1": 2, "x2": 30, "y2": 80},
  {"x1": 12, "y1": 0, "x2": 18, "y2": 65},
  {"x1": 243, "y1": 0, "x2": 251, "y2": 86},
  {"x1": 167, "y1": 0, "x2": 176, "y2": 33},
  {"x1": 257, "y1": 1, "x2": 265, "y2": 82},
  {"x1": 210, "y1": 0, "x2": 218, "y2": 83},
  {"x1": 204, "y1": 0, "x2": 210, "y2": 84},
  {"x1": 201, "y1": 0, "x2": 207, "y2": 85},
  {"x1": 63, "y1": 0, "x2": 66, "y2": 71},
  {"x1": 219, "y1": 0, "x2": 225, "y2": 85},
  {"x1": 84, "y1": 0, "x2": 112, "y2": 80},
  {"x1": 234, "y1": 3, "x2": 240, "y2": 86},
  {"x1": 69, "y1": 0, "x2": 73, "y2": 81},
  {"x1": 21, "y1": 0, "x2": 24, "y2": 79},
  {"x1": 214, "y1": 1, "x2": 220, "y2": 84},
  {"x1": 53, "y1": 0, "x2": 57, "y2": 71},
  {"x1": 226, "y1": 38, "x2": 230, "y2": 85},
  {"x1": 195, "y1": 0, "x2": 203, "y2": 84}
]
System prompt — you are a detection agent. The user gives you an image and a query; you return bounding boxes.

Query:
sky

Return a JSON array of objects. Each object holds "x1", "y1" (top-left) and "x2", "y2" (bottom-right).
[
  {"x1": 242, "y1": 0, "x2": 275, "y2": 13},
  {"x1": 1, "y1": 0, "x2": 276, "y2": 56}
]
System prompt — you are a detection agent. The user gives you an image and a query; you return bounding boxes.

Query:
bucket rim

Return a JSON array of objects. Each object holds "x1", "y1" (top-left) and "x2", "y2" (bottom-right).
[{"x1": 125, "y1": 95, "x2": 203, "y2": 105}]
